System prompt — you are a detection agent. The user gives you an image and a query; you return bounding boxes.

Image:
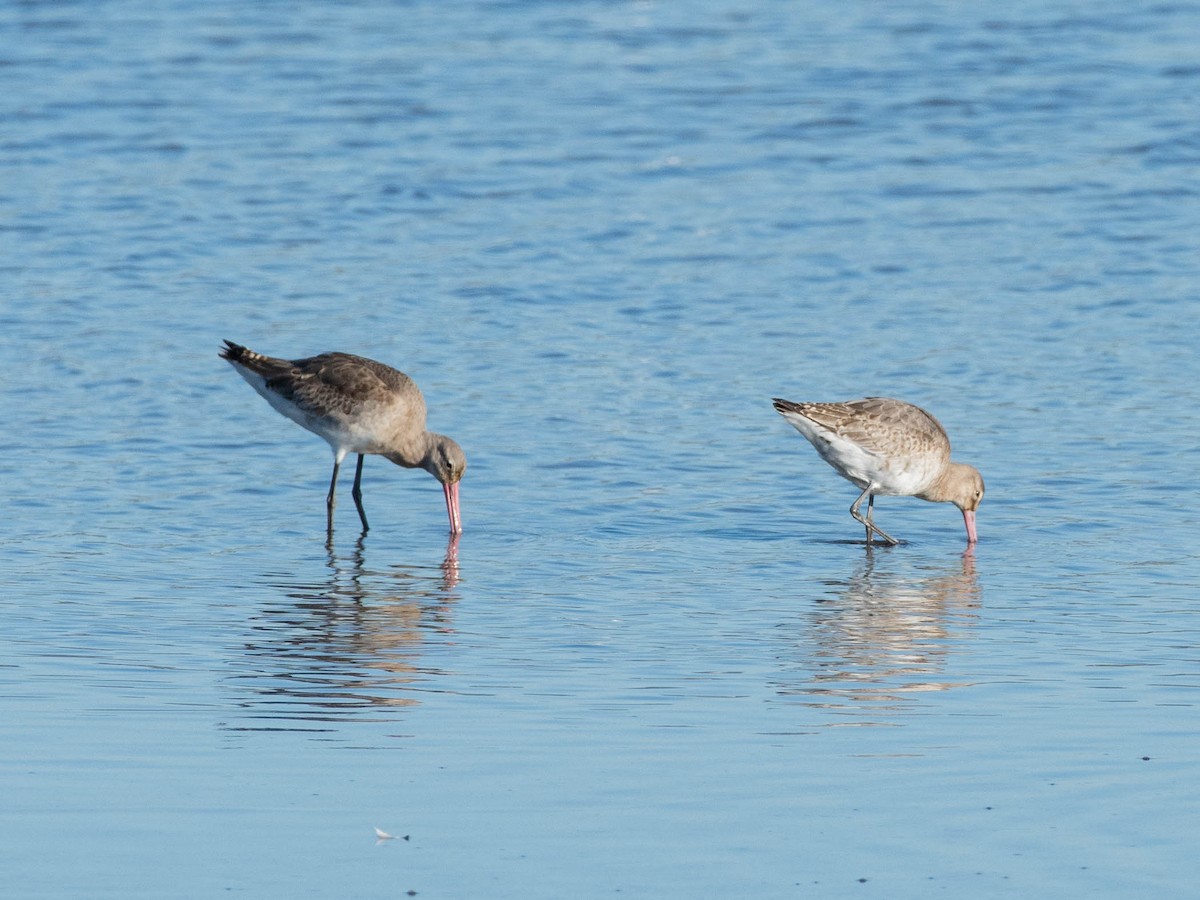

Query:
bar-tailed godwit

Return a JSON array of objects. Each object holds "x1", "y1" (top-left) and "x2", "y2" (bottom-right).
[
  {"x1": 773, "y1": 397, "x2": 983, "y2": 545},
  {"x1": 221, "y1": 341, "x2": 466, "y2": 534}
]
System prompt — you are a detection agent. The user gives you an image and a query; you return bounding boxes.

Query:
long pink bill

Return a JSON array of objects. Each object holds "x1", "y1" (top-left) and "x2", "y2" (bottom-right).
[
  {"x1": 443, "y1": 481, "x2": 462, "y2": 534},
  {"x1": 962, "y1": 508, "x2": 978, "y2": 544}
]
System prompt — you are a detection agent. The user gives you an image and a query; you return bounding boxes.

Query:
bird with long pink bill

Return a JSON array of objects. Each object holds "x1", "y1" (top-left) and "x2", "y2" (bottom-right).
[
  {"x1": 773, "y1": 396, "x2": 983, "y2": 546},
  {"x1": 220, "y1": 341, "x2": 466, "y2": 534}
]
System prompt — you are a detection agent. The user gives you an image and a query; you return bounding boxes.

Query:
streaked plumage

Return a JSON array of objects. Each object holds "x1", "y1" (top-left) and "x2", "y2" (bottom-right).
[
  {"x1": 221, "y1": 340, "x2": 465, "y2": 534},
  {"x1": 773, "y1": 396, "x2": 983, "y2": 545}
]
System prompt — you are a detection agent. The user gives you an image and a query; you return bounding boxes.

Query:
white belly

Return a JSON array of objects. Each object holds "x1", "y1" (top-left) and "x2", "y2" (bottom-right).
[
  {"x1": 806, "y1": 428, "x2": 940, "y2": 496},
  {"x1": 236, "y1": 367, "x2": 382, "y2": 455}
]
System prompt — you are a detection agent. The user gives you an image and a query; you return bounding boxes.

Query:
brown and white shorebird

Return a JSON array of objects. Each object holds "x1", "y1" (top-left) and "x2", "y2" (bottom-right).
[
  {"x1": 220, "y1": 341, "x2": 466, "y2": 534},
  {"x1": 772, "y1": 397, "x2": 983, "y2": 545}
]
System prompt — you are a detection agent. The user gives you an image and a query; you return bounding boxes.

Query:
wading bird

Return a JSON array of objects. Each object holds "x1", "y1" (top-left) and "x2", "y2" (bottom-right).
[
  {"x1": 773, "y1": 396, "x2": 982, "y2": 545},
  {"x1": 221, "y1": 341, "x2": 465, "y2": 534}
]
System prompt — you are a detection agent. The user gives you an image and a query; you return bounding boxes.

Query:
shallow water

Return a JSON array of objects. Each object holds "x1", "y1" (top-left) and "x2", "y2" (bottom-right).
[{"x1": 2, "y1": 1, "x2": 1199, "y2": 897}]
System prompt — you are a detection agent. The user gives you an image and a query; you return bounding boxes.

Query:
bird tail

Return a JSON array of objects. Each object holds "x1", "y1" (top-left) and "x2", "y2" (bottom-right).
[
  {"x1": 219, "y1": 339, "x2": 250, "y2": 363},
  {"x1": 219, "y1": 340, "x2": 287, "y2": 377}
]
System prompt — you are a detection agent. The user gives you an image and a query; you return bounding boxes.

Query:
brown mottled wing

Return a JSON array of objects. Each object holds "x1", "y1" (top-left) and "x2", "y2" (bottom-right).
[
  {"x1": 271, "y1": 353, "x2": 423, "y2": 420},
  {"x1": 792, "y1": 398, "x2": 951, "y2": 461}
]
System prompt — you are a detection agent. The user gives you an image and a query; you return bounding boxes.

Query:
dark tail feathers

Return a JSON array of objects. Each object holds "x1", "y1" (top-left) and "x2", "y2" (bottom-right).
[{"x1": 219, "y1": 339, "x2": 250, "y2": 363}]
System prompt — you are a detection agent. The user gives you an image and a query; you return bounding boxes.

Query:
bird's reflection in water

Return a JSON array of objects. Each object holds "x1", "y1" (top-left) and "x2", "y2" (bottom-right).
[
  {"x1": 224, "y1": 533, "x2": 461, "y2": 733},
  {"x1": 773, "y1": 548, "x2": 981, "y2": 724}
]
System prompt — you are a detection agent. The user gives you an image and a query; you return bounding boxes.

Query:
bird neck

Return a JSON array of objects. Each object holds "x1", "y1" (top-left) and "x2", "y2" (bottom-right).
[
  {"x1": 383, "y1": 431, "x2": 439, "y2": 470},
  {"x1": 916, "y1": 461, "x2": 974, "y2": 505}
]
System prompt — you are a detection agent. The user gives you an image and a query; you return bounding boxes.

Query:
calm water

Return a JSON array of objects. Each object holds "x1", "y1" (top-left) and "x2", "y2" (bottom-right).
[{"x1": 3, "y1": 1, "x2": 1199, "y2": 897}]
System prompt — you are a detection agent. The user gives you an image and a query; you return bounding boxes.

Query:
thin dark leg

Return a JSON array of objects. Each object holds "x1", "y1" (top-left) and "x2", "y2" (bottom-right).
[
  {"x1": 327, "y1": 457, "x2": 342, "y2": 533},
  {"x1": 351, "y1": 454, "x2": 369, "y2": 532},
  {"x1": 850, "y1": 485, "x2": 898, "y2": 546}
]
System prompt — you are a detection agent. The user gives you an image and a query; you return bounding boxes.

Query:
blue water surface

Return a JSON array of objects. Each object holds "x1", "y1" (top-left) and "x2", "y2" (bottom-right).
[{"x1": 2, "y1": 1, "x2": 1199, "y2": 897}]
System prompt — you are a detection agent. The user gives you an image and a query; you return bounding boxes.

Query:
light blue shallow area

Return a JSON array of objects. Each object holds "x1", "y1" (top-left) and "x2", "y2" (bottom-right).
[{"x1": 2, "y1": 1, "x2": 1198, "y2": 897}]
